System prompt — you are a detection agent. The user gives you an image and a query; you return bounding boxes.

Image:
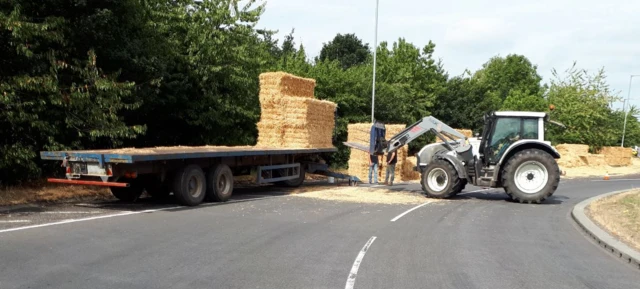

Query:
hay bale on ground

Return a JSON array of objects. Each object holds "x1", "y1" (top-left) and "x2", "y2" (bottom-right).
[
  {"x1": 346, "y1": 123, "x2": 407, "y2": 183},
  {"x1": 401, "y1": 156, "x2": 421, "y2": 181},
  {"x1": 599, "y1": 146, "x2": 632, "y2": 167},
  {"x1": 555, "y1": 144, "x2": 589, "y2": 168},
  {"x1": 579, "y1": 154, "x2": 607, "y2": 167}
]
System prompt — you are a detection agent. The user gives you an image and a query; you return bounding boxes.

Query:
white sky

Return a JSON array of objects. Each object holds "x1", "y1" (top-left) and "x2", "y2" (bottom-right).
[{"x1": 255, "y1": 0, "x2": 640, "y2": 111}]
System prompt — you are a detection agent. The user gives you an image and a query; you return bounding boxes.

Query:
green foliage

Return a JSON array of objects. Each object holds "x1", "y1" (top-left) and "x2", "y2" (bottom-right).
[
  {"x1": 318, "y1": 33, "x2": 370, "y2": 70},
  {"x1": 545, "y1": 63, "x2": 622, "y2": 151},
  {"x1": 500, "y1": 89, "x2": 547, "y2": 112}
]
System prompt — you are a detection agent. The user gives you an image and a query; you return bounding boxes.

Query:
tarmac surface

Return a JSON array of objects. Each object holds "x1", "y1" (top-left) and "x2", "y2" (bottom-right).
[{"x1": 1, "y1": 176, "x2": 639, "y2": 289}]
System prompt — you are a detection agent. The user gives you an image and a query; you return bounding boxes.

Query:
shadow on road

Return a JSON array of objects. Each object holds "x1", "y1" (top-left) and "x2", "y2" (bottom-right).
[{"x1": 454, "y1": 189, "x2": 566, "y2": 205}]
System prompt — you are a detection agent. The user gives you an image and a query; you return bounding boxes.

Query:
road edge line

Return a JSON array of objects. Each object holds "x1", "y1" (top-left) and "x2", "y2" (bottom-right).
[
  {"x1": 571, "y1": 189, "x2": 640, "y2": 270},
  {"x1": 345, "y1": 236, "x2": 377, "y2": 289}
]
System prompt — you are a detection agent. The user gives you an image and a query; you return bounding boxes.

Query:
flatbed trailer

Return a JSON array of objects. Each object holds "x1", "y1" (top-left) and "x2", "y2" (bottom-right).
[{"x1": 40, "y1": 146, "x2": 360, "y2": 206}]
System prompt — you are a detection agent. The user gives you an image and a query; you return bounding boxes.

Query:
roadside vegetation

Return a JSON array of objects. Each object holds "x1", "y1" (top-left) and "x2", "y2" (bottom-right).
[
  {"x1": 1, "y1": 0, "x2": 639, "y2": 187},
  {"x1": 588, "y1": 190, "x2": 640, "y2": 251}
]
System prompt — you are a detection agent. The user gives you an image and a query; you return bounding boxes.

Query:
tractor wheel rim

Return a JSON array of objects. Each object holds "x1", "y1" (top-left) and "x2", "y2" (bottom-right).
[
  {"x1": 427, "y1": 168, "x2": 448, "y2": 192},
  {"x1": 514, "y1": 161, "x2": 548, "y2": 194}
]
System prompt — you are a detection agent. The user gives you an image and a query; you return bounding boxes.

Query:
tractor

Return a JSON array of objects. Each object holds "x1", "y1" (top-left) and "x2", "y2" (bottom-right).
[{"x1": 344, "y1": 111, "x2": 564, "y2": 204}]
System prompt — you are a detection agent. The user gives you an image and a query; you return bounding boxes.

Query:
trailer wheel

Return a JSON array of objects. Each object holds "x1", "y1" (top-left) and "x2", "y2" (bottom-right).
[
  {"x1": 501, "y1": 148, "x2": 560, "y2": 204},
  {"x1": 172, "y1": 165, "x2": 206, "y2": 206},
  {"x1": 206, "y1": 164, "x2": 234, "y2": 202},
  {"x1": 421, "y1": 159, "x2": 461, "y2": 199},
  {"x1": 110, "y1": 177, "x2": 144, "y2": 202}
]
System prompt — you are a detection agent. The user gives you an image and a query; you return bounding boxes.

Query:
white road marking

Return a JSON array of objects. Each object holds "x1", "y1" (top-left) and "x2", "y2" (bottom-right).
[
  {"x1": 345, "y1": 236, "x2": 377, "y2": 289},
  {"x1": 0, "y1": 207, "x2": 181, "y2": 234},
  {"x1": 41, "y1": 211, "x2": 102, "y2": 214},
  {"x1": 0, "y1": 194, "x2": 288, "y2": 235},
  {"x1": 391, "y1": 202, "x2": 431, "y2": 222},
  {"x1": 0, "y1": 220, "x2": 31, "y2": 223},
  {"x1": 466, "y1": 188, "x2": 491, "y2": 193}
]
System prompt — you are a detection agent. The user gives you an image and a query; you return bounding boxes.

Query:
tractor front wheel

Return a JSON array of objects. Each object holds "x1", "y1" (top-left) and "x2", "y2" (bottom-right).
[
  {"x1": 421, "y1": 159, "x2": 463, "y2": 199},
  {"x1": 501, "y1": 149, "x2": 560, "y2": 204}
]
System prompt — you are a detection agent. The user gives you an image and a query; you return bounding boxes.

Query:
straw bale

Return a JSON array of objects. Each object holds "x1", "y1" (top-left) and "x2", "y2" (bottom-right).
[
  {"x1": 599, "y1": 146, "x2": 633, "y2": 167},
  {"x1": 579, "y1": 154, "x2": 607, "y2": 167},
  {"x1": 256, "y1": 96, "x2": 336, "y2": 148},
  {"x1": 259, "y1": 72, "x2": 316, "y2": 101},
  {"x1": 555, "y1": 144, "x2": 589, "y2": 156},
  {"x1": 401, "y1": 156, "x2": 421, "y2": 181},
  {"x1": 433, "y1": 128, "x2": 474, "y2": 142}
]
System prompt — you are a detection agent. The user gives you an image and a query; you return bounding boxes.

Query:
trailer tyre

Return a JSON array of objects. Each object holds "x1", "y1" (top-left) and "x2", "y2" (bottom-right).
[
  {"x1": 172, "y1": 165, "x2": 206, "y2": 206},
  {"x1": 501, "y1": 148, "x2": 560, "y2": 204},
  {"x1": 110, "y1": 177, "x2": 144, "y2": 202},
  {"x1": 421, "y1": 159, "x2": 461, "y2": 199},
  {"x1": 206, "y1": 164, "x2": 234, "y2": 202}
]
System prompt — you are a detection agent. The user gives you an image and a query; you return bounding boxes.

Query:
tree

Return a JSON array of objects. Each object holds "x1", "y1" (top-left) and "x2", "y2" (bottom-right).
[
  {"x1": 0, "y1": 1, "x2": 145, "y2": 183},
  {"x1": 545, "y1": 63, "x2": 620, "y2": 151},
  {"x1": 318, "y1": 33, "x2": 370, "y2": 70}
]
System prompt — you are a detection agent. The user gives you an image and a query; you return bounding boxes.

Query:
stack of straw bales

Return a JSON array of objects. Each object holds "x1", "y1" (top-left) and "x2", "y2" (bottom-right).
[
  {"x1": 346, "y1": 123, "x2": 408, "y2": 183},
  {"x1": 256, "y1": 72, "x2": 337, "y2": 148},
  {"x1": 599, "y1": 146, "x2": 633, "y2": 167}
]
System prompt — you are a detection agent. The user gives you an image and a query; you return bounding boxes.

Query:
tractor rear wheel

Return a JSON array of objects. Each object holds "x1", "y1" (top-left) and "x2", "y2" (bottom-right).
[
  {"x1": 501, "y1": 149, "x2": 560, "y2": 204},
  {"x1": 421, "y1": 159, "x2": 462, "y2": 199}
]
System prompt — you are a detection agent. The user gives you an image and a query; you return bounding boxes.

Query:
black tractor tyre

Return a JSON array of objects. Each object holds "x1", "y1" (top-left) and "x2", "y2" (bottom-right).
[
  {"x1": 110, "y1": 177, "x2": 144, "y2": 202},
  {"x1": 274, "y1": 166, "x2": 306, "y2": 188},
  {"x1": 172, "y1": 164, "x2": 207, "y2": 206},
  {"x1": 206, "y1": 164, "x2": 234, "y2": 202},
  {"x1": 421, "y1": 159, "x2": 462, "y2": 199},
  {"x1": 501, "y1": 149, "x2": 560, "y2": 204},
  {"x1": 452, "y1": 179, "x2": 467, "y2": 195}
]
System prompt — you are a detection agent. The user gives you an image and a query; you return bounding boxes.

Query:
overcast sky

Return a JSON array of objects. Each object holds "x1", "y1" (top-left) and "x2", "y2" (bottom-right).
[{"x1": 255, "y1": 0, "x2": 640, "y2": 111}]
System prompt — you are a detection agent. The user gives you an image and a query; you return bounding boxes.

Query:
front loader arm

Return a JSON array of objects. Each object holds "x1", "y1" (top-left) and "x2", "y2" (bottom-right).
[
  {"x1": 343, "y1": 116, "x2": 467, "y2": 155},
  {"x1": 384, "y1": 116, "x2": 467, "y2": 154}
]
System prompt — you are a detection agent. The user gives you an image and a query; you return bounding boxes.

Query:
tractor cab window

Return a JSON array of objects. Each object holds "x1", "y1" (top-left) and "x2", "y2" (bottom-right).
[
  {"x1": 487, "y1": 118, "x2": 521, "y2": 163},
  {"x1": 522, "y1": 118, "x2": 539, "y2": 139}
]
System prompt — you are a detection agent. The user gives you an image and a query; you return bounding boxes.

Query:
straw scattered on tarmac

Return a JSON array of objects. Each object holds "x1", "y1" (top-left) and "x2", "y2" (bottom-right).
[{"x1": 292, "y1": 186, "x2": 437, "y2": 205}]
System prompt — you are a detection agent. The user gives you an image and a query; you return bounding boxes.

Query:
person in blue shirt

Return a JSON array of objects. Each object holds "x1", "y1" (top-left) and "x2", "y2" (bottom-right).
[{"x1": 369, "y1": 154, "x2": 379, "y2": 184}]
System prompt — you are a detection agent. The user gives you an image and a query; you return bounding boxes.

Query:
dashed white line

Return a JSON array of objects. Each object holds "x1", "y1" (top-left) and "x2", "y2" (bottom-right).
[
  {"x1": 345, "y1": 236, "x2": 377, "y2": 289},
  {"x1": 390, "y1": 202, "x2": 431, "y2": 222}
]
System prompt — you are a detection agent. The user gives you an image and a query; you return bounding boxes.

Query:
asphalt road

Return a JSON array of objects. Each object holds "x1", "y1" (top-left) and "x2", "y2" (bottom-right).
[{"x1": 1, "y1": 177, "x2": 639, "y2": 289}]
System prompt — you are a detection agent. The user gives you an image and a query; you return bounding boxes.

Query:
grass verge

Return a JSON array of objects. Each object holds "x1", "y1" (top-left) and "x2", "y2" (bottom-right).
[{"x1": 587, "y1": 189, "x2": 640, "y2": 251}]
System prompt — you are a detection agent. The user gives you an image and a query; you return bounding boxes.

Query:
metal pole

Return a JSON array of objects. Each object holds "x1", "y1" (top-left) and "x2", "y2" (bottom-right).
[
  {"x1": 371, "y1": 0, "x2": 379, "y2": 123},
  {"x1": 622, "y1": 75, "x2": 639, "y2": 147}
]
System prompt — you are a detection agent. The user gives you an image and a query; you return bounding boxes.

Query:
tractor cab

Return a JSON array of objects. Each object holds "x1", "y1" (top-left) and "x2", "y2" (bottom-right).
[{"x1": 478, "y1": 111, "x2": 547, "y2": 166}]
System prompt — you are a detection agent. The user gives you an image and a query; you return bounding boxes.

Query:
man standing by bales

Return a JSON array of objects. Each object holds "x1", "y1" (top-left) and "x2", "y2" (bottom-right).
[
  {"x1": 385, "y1": 151, "x2": 397, "y2": 185},
  {"x1": 369, "y1": 154, "x2": 379, "y2": 184}
]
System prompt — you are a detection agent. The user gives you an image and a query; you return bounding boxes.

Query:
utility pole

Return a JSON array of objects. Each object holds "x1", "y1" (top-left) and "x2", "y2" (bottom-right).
[
  {"x1": 371, "y1": 0, "x2": 379, "y2": 123},
  {"x1": 621, "y1": 74, "x2": 640, "y2": 147}
]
